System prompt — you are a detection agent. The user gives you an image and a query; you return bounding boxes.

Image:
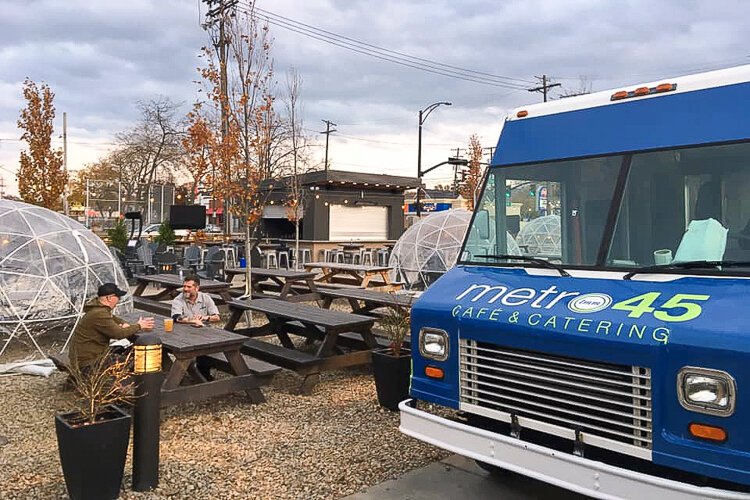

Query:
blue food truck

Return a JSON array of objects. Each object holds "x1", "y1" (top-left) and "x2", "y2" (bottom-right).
[{"x1": 400, "y1": 65, "x2": 750, "y2": 498}]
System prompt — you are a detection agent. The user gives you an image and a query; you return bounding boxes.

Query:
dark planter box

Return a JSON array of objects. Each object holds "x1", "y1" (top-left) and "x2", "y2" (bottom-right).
[
  {"x1": 372, "y1": 348, "x2": 411, "y2": 411},
  {"x1": 55, "y1": 405, "x2": 132, "y2": 500}
]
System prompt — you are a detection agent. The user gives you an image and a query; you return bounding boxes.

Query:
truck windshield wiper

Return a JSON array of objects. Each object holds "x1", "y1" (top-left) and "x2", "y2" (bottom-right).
[
  {"x1": 473, "y1": 254, "x2": 570, "y2": 277},
  {"x1": 623, "y1": 260, "x2": 750, "y2": 280}
]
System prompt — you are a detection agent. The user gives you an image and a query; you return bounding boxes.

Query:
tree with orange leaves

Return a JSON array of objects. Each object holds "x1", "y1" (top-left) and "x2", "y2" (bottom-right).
[
  {"x1": 17, "y1": 78, "x2": 67, "y2": 210},
  {"x1": 189, "y1": 4, "x2": 277, "y2": 296},
  {"x1": 459, "y1": 134, "x2": 485, "y2": 211}
]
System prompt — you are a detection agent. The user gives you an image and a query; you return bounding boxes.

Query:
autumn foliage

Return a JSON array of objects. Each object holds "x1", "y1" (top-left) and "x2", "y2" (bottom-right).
[
  {"x1": 17, "y1": 78, "x2": 67, "y2": 210},
  {"x1": 459, "y1": 134, "x2": 485, "y2": 211}
]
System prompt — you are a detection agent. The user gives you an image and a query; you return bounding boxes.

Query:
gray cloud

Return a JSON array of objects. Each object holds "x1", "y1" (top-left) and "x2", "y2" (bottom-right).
[{"x1": 0, "y1": 0, "x2": 748, "y2": 193}]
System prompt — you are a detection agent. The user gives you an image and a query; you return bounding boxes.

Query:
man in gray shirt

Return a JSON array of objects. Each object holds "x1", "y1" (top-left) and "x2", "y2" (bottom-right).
[{"x1": 171, "y1": 275, "x2": 220, "y2": 326}]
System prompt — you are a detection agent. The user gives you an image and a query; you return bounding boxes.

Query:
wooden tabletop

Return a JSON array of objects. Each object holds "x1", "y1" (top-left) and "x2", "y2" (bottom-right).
[
  {"x1": 317, "y1": 288, "x2": 415, "y2": 307},
  {"x1": 228, "y1": 298, "x2": 374, "y2": 329},
  {"x1": 134, "y1": 273, "x2": 230, "y2": 291},
  {"x1": 224, "y1": 268, "x2": 317, "y2": 279},
  {"x1": 123, "y1": 312, "x2": 247, "y2": 353},
  {"x1": 304, "y1": 262, "x2": 390, "y2": 273}
]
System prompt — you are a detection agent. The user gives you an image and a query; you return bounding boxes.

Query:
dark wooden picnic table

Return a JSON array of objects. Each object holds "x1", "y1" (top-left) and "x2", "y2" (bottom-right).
[
  {"x1": 122, "y1": 312, "x2": 277, "y2": 406},
  {"x1": 224, "y1": 298, "x2": 379, "y2": 394},
  {"x1": 304, "y1": 262, "x2": 402, "y2": 291},
  {"x1": 318, "y1": 288, "x2": 415, "y2": 316},
  {"x1": 224, "y1": 267, "x2": 319, "y2": 302},
  {"x1": 133, "y1": 273, "x2": 233, "y2": 303}
]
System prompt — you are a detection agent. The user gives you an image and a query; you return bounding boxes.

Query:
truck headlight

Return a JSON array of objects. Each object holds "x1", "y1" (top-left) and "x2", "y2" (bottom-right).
[
  {"x1": 677, "y1": 367, "x2": 736, "y2": 416},
  {"x1": 419, "y1": 327, "x2": 449, "y2": 361}
]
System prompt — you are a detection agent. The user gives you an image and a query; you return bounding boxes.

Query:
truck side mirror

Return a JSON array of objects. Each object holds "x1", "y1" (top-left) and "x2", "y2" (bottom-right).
[{"x1": 475, "y1": 210, "x2": 490, "y2": 240}]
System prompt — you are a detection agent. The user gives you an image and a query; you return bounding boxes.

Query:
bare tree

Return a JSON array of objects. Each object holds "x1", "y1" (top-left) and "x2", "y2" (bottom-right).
[
  {"x1": 196, "y1": 3, "x2": 276, "y2": 297},
  {"x1": 559, "y1": 76, "x2": 593, "y2": 98},
  {"x1": 282, "y1": 68, "x2": 314, "y2": 267},
  {"x1": 115, "y1": 97, "x2": 184, "y2": 200}
]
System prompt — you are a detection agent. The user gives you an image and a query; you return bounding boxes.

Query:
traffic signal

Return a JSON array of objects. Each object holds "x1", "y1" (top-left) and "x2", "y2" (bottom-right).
[{"x1": 529, "y1": 186, "x2": 536, "y2": 197}]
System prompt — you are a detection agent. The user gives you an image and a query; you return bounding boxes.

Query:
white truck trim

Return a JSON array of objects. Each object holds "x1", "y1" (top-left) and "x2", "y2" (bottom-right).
[{"x1": 400, "y1": 399, "x2": 750, "y2": 500}]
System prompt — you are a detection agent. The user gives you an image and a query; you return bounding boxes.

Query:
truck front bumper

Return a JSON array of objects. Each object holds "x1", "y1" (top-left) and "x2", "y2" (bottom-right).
[{"x1": 399, "y1": 399, "x2": 750, "y2": 500}]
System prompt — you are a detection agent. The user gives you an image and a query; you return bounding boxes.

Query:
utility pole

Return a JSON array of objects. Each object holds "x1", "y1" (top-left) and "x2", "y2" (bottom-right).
[
  {"x1": 0, "y1": 176, "x2": 5, "y2": 199},
  {"x1": 203, "y1": 0, "x2": 237, "y2": 236},
  {"x1": 482, "y1": 147, "x2": 495, "y2": 163},
  {"x1": 63, "y1": 112, "x2": 69, "y2": 216},
  {"x1": 528, "y1": 74, "x2": 561, "y2": 102},
  {"x1": 452, "y1": 147, "x2": 465, "y2": 196},
  {"x1": 321, "y1": 120, "x2": 336, "y2": 171}
]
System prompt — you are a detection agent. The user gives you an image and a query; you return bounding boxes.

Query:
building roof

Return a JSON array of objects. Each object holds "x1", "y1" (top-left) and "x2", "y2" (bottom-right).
[{"x1": 264, "y1": 169, "x2": 419, "y2": 190}]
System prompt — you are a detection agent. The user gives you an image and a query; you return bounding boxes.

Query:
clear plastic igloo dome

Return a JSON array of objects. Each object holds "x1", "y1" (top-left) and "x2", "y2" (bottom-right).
[
  {"x1": 516, "y1": 215, "x2": 561, "y2": 257},
  {"x1": 0, "y1": 200, "x2": 132, "y2": 356},
  {"x1": 390, "y1": 209, "x2": 520, "y2": 290}
]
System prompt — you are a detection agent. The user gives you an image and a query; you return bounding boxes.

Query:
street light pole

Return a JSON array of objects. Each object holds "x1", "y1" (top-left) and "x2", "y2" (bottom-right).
[{"x1": 416, "y1": 101, "x2": 451, "y2": 218}]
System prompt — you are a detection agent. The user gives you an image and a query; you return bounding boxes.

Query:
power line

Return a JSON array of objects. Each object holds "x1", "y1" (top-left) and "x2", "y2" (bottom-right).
[
  {"x1": 527, "y1": 74, "x2": 561, "y2": 102},
  {"x1": 238, "y1": 4, "x2": 531, "y2": 89}
]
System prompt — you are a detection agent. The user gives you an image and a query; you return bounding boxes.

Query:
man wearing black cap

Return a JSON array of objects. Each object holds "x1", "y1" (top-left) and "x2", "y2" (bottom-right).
[{"x1": 70, "y1": 283, "x2": 155, "y2": 369}]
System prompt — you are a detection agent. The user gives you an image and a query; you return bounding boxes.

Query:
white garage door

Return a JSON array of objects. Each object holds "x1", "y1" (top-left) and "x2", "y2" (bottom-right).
[{"x1": 329, "y1": 205, "x2": 388, "y2": 241}]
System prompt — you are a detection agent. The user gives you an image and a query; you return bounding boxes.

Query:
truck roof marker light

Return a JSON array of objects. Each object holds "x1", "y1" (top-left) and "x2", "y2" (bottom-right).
[
  {"x1": 425, "y1": 366, "x2": 444, "y2": 379},
  {"x1": 655, "y1": 83, "x2": 677, "y2": 93},
  {"x1": 611, "y1": 90, "x2": 629, "y2": 100},
  {"x1": 689, "y1": 423, "x2": 727, "y2": 442},
  {"x1": 516, "y1": 110, "x2": 528, "y2": 118},
  {"x1": 610, "y1": 83, "x2": 677, "y2": 101}
]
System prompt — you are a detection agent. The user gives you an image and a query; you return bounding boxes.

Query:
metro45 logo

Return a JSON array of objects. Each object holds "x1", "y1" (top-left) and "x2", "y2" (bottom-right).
[{"x1": 612, "y1": 292, "x2": 709, "y2": 322}]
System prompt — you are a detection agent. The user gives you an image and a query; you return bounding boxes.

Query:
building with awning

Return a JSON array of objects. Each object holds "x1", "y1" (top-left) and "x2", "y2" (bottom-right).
[{"x1": 261, "y1": 169, "x2": 419, "y2": 243}]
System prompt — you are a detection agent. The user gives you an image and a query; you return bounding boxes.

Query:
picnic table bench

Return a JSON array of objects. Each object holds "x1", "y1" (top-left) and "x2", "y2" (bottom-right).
[
  {"x1": 224, "y1": 298, "x2": 376, "y2": 394},
  {"x1": 224, "y1": 268, "x2": 319, "y2": 302}
]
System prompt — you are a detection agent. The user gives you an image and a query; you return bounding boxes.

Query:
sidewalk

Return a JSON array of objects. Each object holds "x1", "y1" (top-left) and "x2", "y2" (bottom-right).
[{"x1": 345, "y1": 454, "x2": 584, "y2": 499}]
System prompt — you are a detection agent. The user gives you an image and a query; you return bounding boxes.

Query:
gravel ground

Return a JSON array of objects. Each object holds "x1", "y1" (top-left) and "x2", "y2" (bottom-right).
[{"x1": 0, "y1": 299, "x2": 450, "y2": 499}]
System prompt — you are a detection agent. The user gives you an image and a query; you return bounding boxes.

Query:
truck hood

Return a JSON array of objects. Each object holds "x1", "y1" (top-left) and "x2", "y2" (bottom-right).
[{"x1": 413, "y1": 265, "x2": 750, "y2": 355}]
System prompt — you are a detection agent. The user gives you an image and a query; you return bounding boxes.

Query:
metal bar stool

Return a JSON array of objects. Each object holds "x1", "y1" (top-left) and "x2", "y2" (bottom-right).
[
  {"x1": 263, "y1": 251, "x2": 278, "y2": 269},
  {"x1": 377, "y1": 248, "x2": 390, "y2": 266},
  {"x1": 277, "y1": 250, "x2": 290, "y2": 269}
]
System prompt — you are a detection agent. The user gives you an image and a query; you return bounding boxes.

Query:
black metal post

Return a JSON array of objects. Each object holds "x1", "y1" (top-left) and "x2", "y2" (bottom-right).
[
  {"x1": 416, "y1": 109, "x2": 423, "y2": 218},
  {"x1": 415, "y1": 101, "x2": 451, "y2": 218},
  {"x1": 132, "y1": 334, "x2": 162, "y2": 492}
]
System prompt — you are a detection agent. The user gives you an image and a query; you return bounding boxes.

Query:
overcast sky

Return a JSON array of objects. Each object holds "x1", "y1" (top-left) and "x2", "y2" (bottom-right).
[{"x1": 0, "y1": 0, "x2": 748, "y2": 196}]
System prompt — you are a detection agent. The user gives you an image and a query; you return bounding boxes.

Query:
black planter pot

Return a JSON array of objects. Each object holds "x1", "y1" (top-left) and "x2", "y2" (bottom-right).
[
  {"x1": 55, "y1": 405, "x2": 132, "y2": 500},
  {"x1": 371, "y1": 348, "x2": 411, "y2": 411}
]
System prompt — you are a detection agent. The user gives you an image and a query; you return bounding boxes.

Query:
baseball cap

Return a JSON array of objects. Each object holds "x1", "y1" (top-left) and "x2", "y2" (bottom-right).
[{"x1": 97, "y1": 283, "x2": 127, "y2": 297}]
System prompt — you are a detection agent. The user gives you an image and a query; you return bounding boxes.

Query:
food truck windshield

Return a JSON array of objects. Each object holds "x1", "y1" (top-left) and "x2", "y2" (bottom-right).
[{"x1": 462, "y1": 141, "x2": 750, "y2": 275}]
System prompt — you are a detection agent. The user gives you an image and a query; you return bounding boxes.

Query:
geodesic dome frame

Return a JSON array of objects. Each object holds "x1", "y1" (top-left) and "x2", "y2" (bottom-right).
[
  {"x1": 516, "y1": 214, "x2": 561, "y2": 257},
  {"x1": 0, "y1": 200, "x2": 132, "y2": 356},
  {"x1": 390, "y1": 209, "x2": 521, "y2": 290}
]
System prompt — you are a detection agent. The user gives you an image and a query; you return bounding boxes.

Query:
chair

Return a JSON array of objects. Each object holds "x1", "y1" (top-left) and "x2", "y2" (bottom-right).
[
  {"x1": 183, "y1": 245, "x2": 202, "y2": 272},
  {"x1": 199, "y1": 247, "x2": 225, "y2": 281},
  {"x1": 155, "y1": 251, "x2": 179, "y2": 274},
  {"x1": 136, "y1": 244, "x2": 157, "y2": 274}
]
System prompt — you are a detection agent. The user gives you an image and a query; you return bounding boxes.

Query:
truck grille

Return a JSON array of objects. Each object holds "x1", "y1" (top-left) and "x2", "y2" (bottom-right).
[{"x1": 460, "y1": 340, "x2": 652, "y2": 458}]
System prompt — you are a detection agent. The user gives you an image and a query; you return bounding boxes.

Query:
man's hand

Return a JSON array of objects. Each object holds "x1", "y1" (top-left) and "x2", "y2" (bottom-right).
[{"x1": 138, "y1": 316, "x2": 155, "y2": 330}]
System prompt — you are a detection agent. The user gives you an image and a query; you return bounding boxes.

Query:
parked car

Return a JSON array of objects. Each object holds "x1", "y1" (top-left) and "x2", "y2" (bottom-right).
[{"x1": 140, "y1": 223, "x2": 190, "y2": 238}]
